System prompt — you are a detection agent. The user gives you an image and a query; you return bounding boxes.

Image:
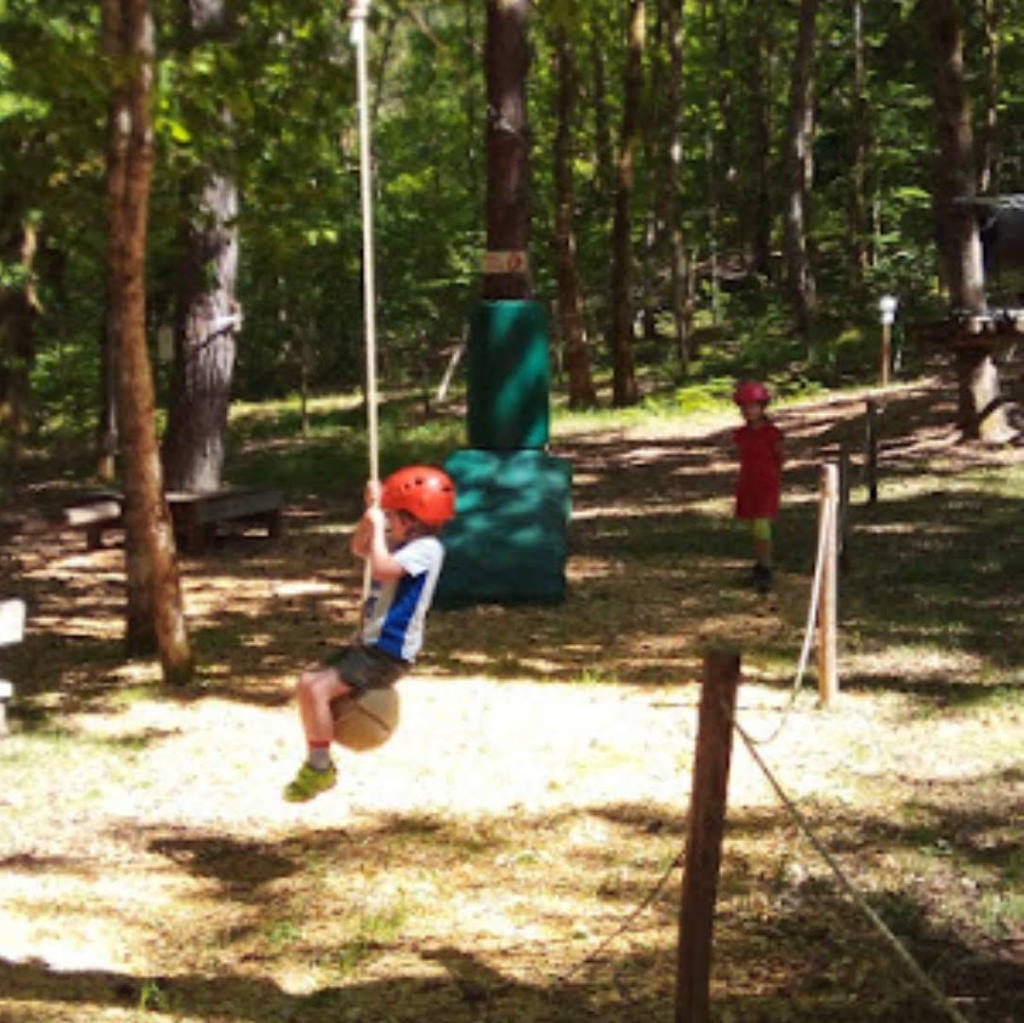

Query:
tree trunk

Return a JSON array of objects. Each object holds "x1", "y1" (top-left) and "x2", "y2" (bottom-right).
[
  {"x1": 103, "y1": 0, "x2": 193, "y2": 684},
  {"x1": 978, "y1": 0, "x2": 1000, "y2": 195},
  {"x1": 0, "y1": 214, "x2": 40, "y2": 467},
  {"x1": 701, "y1": 0, "x2": 720, "y2": 326},
  {"x1": 850, "y1": 0, "x2": 870, "y2": 279},
  {"x1": 609, "y1": 1, "x2": 643, "y2": 408},
  {"x1": 927, "y1": 0, "x2": 1010, "y2": 443},
  {"x1": 663, "y1": 0, "x2": 690, "y2": 372},
  {"x1": 748, "y1": 0, "x2": 773, "y2": 280},
  {"x1": 482, "y1": 0, "x2": 531, "y2": 301},
  {"x1": 552, "y1": 16, "x2": 596, "y2": 410},
  {"x1": 783, "y1": 0, "x2": 819, "y2": 342},
  {"x1": 162, "y1": 0, "x2": 240, "y2": 494}
]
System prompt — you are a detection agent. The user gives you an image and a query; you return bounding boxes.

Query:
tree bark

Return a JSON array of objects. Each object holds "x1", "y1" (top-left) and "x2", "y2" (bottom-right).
[
  {"x1": 552, "y1": 15, "x2": 596, "y2": 409},
  {"x1": 927, "y1": 0, "x2": 1010, "y2": 443},
  {"x1": 783, "y1": 0, "x2": 819, "y2": 342},
  {"x1": 482, "y1": 0, "x2": 531, "y2": 301},
  {"x1": 162, "y1": 0, "x2": 240, "y2": 494},
  {"x1": 103, "y1": 0, "x2": 193, "y2": 684},
  {"x1": 609, "y1": 1, "x2": 643, "y2": 408}
]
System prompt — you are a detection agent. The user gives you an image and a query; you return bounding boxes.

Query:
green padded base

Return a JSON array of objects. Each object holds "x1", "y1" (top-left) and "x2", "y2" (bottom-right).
[{"x1": 435, "y1": 449, "x2": 571, "y2": 609}]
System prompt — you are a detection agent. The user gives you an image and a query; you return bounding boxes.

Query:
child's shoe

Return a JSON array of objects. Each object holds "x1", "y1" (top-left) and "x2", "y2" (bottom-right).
[
  {"x1": 283, "y1": 761, "x2": 337, "y2": 802},
  {"x1": 753, "y1": 563, "x2": 773, "y2": 594}
]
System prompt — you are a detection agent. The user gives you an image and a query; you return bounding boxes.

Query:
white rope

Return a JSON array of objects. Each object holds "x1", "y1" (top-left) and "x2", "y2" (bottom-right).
[
  {"x1": 741, "y1": 490, "x2": 835, "y2": 745},
  {"x1": 733, "y1": 718, "x2": 972, "y2": 1023},
  {"x1": 350, "y1": 1, "x2": 378, "y2": 612},
  {"x1": 351, "y1": 0, "x2": 379, "y2": 487}
]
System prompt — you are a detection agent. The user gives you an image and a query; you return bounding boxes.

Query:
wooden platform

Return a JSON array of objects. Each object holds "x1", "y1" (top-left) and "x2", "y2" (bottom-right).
[{"x1": 62, "y1": 487, "x2": 284, "y2": 554}]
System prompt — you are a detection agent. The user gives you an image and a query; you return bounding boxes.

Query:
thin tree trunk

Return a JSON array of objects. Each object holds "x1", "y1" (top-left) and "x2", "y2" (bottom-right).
[
  {"x1": 850, "y1": 0, "x2": 870, "y2": 279},
  {"x1": 927, "y1": 0, "x2": 1010, "y2": 443},
  {"x1": 609, "y1": 1, "x2": 643, "y2": 407},
  {"x1": 701, "y1": 0, "x2": 720, "y2": 326},
  {"x1": 162, "y1": 0, "x2": 240, "y2": 494},
  {"x1": 482, "y1": 0, "x2": 531, "y2": 301},
  {"x1": 0, "y1": 215, "x2": 40, "y2": 467},
  {"x1": 978, "y1": 0, "x2": 1000, "y2": 195},
  {"x1": 748, "y1": 0, "x2": 773, "y2": 280},
  {"x1": 103, "y1": 0, "x2": 193, "y2": 684},
  {"x1": 590, "y1": 22, "x2": 615, "y2": 202},
  {"x1": 783, "y1": 0, "x2": 819, "y2": 342},
  {"x1": 663, "y1": 0, "x2": 690, "y2": 372},
  {"x1": 552, "y1": 16, "x2": 596, "y2": 409}
]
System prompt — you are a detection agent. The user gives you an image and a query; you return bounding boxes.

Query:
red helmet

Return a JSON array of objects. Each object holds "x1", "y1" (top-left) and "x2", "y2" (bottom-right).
[
  {"x1": 380, "y1": 465, "x2": 456, "y2": 528},
  {"x1": 733, "y1": 380, "x2": 770, "y2": 406}
]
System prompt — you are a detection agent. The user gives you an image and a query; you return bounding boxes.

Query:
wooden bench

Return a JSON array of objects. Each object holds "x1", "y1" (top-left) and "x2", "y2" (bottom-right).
[
  {"x1": 0, "y1": 599, "x2": 26, "y2": 736},
  {"x1": 166, "y1": 487, "x2": 284, "y2": 554},
  {"x1": 62, "y1": 487, "x2": 284, "y2": 554}
]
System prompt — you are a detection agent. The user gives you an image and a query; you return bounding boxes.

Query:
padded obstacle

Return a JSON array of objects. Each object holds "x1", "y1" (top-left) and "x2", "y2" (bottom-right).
[
  {"x1": 466, "y1": 300, "x2": 550, "y2": 450},
  {"x1": 435, "y1": 449, "x2": 571, "y2": 608}
]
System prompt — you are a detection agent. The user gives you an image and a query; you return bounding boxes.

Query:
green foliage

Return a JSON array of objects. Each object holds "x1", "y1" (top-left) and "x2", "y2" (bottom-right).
[{"x1": 4, "y1": 0, "x2": 1023, "y2": 458}]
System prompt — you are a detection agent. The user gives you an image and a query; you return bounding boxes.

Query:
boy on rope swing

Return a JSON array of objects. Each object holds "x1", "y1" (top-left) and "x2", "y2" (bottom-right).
[
  {"x1": 284, "y1": 466, "x2": 456, "y2": 802},
  {"x1": 732, "y1": 381, "x2": 785, "y2": 595}
]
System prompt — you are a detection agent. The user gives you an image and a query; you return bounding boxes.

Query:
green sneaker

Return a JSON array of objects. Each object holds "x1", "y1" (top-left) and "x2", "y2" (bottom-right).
[{"x1": 283, "y1": 761, "x2": 337, "y2": 802}]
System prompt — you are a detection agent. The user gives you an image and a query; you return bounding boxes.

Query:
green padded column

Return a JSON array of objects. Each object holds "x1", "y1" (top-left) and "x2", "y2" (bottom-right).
[
  {"x1": 466, "y1": 300, "x2": 550, "y2": 449},
  {"x1": 435, "y1": 449, "x2": 571, "y2": 608}
]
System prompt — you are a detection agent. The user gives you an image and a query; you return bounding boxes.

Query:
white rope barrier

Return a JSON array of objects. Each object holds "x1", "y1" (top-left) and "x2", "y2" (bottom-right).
[{"x1": 741, "y1": 488, "x2": 835, "y2": 745}]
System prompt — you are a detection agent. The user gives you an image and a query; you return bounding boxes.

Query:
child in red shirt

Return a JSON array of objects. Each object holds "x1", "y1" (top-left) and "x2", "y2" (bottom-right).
[{"x1": 732, "y1": 381, "x2": 784, "y2": 593}]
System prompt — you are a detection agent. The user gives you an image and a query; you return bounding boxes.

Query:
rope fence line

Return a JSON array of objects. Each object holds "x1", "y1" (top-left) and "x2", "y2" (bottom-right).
[
  {"x1": 732, "y1": 717, "x2": 972, "y2": 1023},
  {"x1": 738, "y1": 489, "x2": 834, "y2": 746}
]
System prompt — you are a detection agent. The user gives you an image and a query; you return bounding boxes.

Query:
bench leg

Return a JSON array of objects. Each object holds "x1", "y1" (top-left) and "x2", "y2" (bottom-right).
[
  {"x1": 86, "y1": 525, "x2": 103, "y2": 550},
  {"x1": 266, "y1": 509, "x2": 283, "y2": 539}
]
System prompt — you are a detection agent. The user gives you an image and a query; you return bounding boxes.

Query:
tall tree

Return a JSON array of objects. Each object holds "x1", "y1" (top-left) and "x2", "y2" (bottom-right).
[
  {"x1": 483, "y1": 0, "x2": 531, "y2": 301},
  {"x1": 162, "y1": 0, "x2": 240, "y2": 493},
  {"x1": 978, "y1": 0, "x2": 1001, "y2": 195},
  {"x1": 926, "y1": 0, "x2": 1010, "y2": 442},
  {"x1": 662, "y1": 0, "x2": 690, "y2": 370},
  {"x1": 783, "y1": 0, "x2": 819, "y2": 341},
  {"x1": 747, "y1": 0, "x2": 773, "y2": 279},
  {"x1": 102, "y1": 0, "x2": 193, "y2": 683},
  {"x1": 850, "y1": 0, "x2": 870, "y2": 278},
  {"x1": 609, "y1": 0, "x2": 643, "y2": 407},
  {"x1": 0, "y1": 213, "x2": 40, "y2": 466},
  {"x1": 551, "y1": 4, "x2": 596, "y2": 409}
]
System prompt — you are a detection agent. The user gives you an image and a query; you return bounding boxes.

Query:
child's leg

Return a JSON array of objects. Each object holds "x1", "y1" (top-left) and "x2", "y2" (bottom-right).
[
  {"x1": 284, "y1": 665, "x2": 355, "y2": 802},
  {"x1": 295, "y1": 665, "x2": 354, "y2": 757},
  {"x1": 752, "y1": 518, "x2": 773, "y2": 567}
]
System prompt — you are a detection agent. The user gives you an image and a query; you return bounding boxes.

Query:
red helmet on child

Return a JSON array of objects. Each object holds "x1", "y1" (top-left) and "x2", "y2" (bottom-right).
[
  {"x1": 733, "y1": 380, "x2": 771, "y2": 406},
  {"x1": 380, "y1": 465, "x2": 456, "y2": 528}
]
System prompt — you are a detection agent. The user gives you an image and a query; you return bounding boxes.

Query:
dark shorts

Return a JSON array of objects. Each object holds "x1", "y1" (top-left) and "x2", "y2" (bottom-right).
[{"x1": 323, "y1": 644, "x2": 408, "y2": 693}]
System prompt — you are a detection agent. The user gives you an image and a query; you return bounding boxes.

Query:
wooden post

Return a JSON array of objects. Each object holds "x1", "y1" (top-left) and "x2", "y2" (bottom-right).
[
  {"x1": 817, "y1": 465, "x2": 839, "y2": 708},
  {"x1": 865, "y1": 399, "x2": 878, "y2": 506},
  {"x1": 676, "y1": 647, "x2": 741, "y2": 1023},
  {"x1": 881, "y1": 321, "x2": 891, "y2": 386},
  {"x1": 837, "y1": 441, "x2": 850, "y2": 574}
]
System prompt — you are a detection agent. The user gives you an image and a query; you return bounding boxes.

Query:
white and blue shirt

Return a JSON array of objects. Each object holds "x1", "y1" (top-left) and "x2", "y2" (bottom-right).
[{"x1": 361, "y1": 535, "x2": 445, "y2": 663}]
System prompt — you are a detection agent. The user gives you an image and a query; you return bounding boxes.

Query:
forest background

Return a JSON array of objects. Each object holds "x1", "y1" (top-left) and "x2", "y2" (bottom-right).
[{"x1": 2, "y1": 0, "x2": 1021, "y2": 468}]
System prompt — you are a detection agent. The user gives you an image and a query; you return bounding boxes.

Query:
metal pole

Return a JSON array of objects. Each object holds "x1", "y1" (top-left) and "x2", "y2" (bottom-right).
[{"x1": 350, "y1": 0, "x2": 379, "y2": 486}]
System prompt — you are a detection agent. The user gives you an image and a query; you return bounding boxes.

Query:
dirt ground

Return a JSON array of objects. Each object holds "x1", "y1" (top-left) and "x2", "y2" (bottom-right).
[{"x1": 1, "y1": 378, "x2": 1021, "y2": 1022}]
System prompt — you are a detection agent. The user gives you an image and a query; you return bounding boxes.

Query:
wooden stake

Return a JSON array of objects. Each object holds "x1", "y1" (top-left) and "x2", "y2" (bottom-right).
[
  {"x1": 817, "y1": 465, "x2": 839, "y2": 708},
  {"x1": 881, "y1": 321, "x2": 891, "y2": 386},
  {"x1": 865, "y1": 399, "x2": 878, "y2": 506},
  {"x1": 676, "y1": 648, "x2": 741, "y2": 1023},
  {"x1": 837, "y1": 441, "x2": 850, "y2": 574}
]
